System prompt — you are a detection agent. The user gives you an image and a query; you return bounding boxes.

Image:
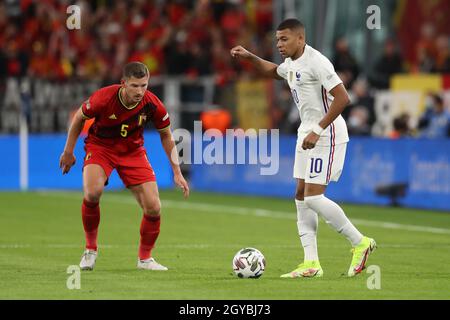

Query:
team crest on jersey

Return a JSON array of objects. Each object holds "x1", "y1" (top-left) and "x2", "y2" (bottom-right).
[
  {"x1": 85, "y1": 152, "x2": 92, "y2": 161},
  {"x1": 296, "y1": 71, "x2": 301, "y2": 81},
  {"x1": 138, "y1": 113, "x2": 147, "y2": 126}
]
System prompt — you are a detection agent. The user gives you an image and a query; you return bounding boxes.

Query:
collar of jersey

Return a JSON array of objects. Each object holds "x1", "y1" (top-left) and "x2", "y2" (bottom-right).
[{"x1": 118, "y1": 87, "x2": 140, "y2": 110}]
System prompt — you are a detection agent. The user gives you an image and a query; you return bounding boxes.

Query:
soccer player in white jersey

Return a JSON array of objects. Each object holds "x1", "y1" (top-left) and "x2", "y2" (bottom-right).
[{"x1": 230, "y1": 18, "x2": 376, "y2": 277}]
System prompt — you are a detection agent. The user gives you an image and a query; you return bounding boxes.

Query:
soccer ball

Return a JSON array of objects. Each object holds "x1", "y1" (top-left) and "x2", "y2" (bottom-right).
[{"x1": 232, "y1": 247, "x2": 266, "y2": 278}]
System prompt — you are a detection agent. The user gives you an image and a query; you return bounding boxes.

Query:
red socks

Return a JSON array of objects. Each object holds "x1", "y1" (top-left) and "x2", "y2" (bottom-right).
[
  {"x1": 82, "y1": 198, "x2": 160, "y2": 259},
  {"x1": 139, "y1": 214, "x2": 161, "y2": 260},
  {"x1": 81, "y1": 199, "x2": 100, "y2": 251}
]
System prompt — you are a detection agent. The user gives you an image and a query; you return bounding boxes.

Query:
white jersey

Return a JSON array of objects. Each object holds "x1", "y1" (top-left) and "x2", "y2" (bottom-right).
[{"x1": 277, "y1": 44, "x2": 349, "y2": 146}]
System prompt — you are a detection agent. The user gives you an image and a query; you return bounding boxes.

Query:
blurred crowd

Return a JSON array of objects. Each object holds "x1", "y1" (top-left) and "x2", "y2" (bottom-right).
[
  {"x1": 0, "y1": 0, "x2": 272, "y2": 85},
  {"x1": 0, "y1": 0, "x2": 449, "y2": 137},
  {"x1": 275, "y1": 22, "x2": 450, "y2": 138}
]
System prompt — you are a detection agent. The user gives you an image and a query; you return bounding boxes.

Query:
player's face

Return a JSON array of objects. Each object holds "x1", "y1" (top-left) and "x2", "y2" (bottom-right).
[
  {"x1": 276, "y1": 29, "x2": 305, "y2": 59},
  {"x1": 123, "y1": 76, "x2": 149, "y2": 103}
]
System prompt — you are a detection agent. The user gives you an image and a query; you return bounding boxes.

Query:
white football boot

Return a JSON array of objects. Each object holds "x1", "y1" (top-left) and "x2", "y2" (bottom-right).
[
  {"x1": 137, "y1": 257, "x2": 168, "y2": 271},
  {"x1": 79, "y1": 249, "x2": 98, "y2": 271}
]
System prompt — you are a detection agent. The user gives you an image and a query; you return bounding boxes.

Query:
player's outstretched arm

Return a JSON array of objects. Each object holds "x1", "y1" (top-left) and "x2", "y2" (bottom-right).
[
  {"x1": 230, "y1": 45, "x2": 283, "y2": 80},
  {"x1": 59, "y1": 108, "x2": 85, "y2": 174},
  {"x1": 158, "y1": 127, "x2": 190, "y2": 198}
]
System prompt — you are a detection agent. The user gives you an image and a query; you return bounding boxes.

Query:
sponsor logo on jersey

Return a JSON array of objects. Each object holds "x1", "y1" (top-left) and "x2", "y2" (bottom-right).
[{"x1": 108, "y1": 114, "x2": 117, "y2": 120}]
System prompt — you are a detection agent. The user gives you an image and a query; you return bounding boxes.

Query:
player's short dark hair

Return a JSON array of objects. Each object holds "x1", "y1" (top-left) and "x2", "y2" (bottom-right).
[
  {"x1": 277, "y1": 19, "x2": 305, "y2": 32},
  {"x1": 123, "y1": 62, "x2": 149, "y2": 79}
]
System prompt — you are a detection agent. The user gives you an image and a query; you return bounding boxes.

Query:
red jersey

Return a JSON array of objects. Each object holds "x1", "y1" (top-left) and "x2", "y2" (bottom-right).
[{"x1": 81, "y1": 85, "x2": 170, "y2": 153}]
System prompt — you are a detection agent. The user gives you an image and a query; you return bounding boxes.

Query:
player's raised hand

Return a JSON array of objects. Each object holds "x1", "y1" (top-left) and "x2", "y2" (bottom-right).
[
  {"x1": 174, "y1": 173, "x2": 190, "y2": 198},
  {"x1": 59, "y1": 151, "x2": 76, "y2": 174},
  {"x1": 230, "y1": 46, "x2": 253, "y2": 59}
]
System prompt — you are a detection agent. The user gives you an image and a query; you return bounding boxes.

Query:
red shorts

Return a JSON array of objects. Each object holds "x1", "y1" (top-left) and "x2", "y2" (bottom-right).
[{"x1": 83, "y1": 143, "x2": 156, "y2": 187}]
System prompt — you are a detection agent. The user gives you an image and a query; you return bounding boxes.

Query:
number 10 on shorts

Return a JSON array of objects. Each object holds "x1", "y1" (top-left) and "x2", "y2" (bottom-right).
[{"x1": 310, "y1": 158, "x2": 323, "y2": 174}]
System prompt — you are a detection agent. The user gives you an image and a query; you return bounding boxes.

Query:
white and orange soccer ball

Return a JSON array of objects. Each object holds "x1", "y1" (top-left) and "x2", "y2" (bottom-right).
[{"x1": 232, "y1": 247, "x2": 266, "y2": 278}]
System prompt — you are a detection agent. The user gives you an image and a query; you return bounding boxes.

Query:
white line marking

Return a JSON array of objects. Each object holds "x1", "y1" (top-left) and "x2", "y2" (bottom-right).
[
  {"x1": 1, "y1": 243, "x2": 447, "y2": 249},
  {"x1": 36, "y1": 191, "x2": 450, "y2": 235}
]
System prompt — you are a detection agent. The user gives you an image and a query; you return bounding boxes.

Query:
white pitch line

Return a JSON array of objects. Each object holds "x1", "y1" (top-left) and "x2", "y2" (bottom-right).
[
  {"x1": 350, "y1": 219, "x2": 450, "y2": 235},
  {"x1": 1, "y1": 243, "x2": 447, "y2": 250},
  {"x1": 36, "y1": 191, "x2": 450, "y2": 235},
  {"x1": 0, "y1": 244, "x2": 214, "y2": 249}
]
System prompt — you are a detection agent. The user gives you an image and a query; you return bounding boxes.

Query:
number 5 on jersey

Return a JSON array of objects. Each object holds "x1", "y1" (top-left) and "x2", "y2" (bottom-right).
[{"x1": 121, "y1": 124, "x2": 129, "y2": 137}]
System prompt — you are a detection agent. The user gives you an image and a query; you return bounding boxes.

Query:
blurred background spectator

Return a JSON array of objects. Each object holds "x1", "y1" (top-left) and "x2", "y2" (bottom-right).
[
  {"x1": 333, "y1": 37, "x2": 360, "y2": 89},
  {"x1": 389, "y1": 113, "x2": 414, "y2": 139},
  {"x1": 418, "y1": 93, "x2": 450, "y2": 138},
  {"x1": 368, "y1": 39, "x2": 404, "y2": 89},
  {"x1": 344, "y1": 78, "x2": 375, "y2": 136}
]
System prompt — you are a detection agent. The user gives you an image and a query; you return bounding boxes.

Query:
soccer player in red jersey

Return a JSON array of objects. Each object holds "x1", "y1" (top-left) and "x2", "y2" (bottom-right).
[{"x1": 59, "y1": 62, "x2": 189, "y2": 271}]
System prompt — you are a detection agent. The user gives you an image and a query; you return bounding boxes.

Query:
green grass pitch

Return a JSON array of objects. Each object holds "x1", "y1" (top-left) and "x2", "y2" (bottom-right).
[{"x1": 0, "y1": 190, "x2": 449, "y2": 299}]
